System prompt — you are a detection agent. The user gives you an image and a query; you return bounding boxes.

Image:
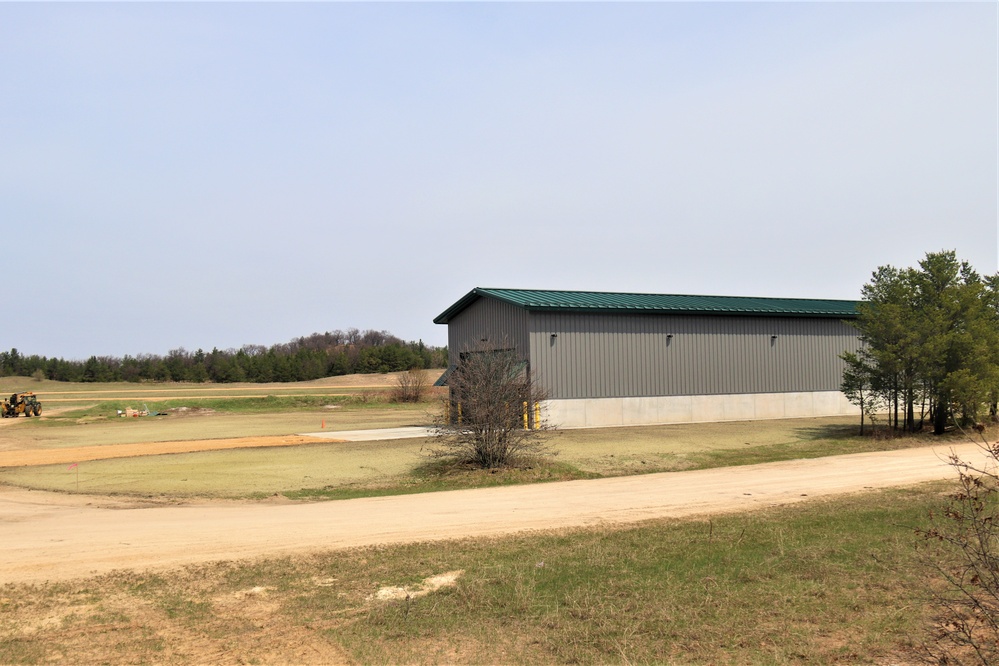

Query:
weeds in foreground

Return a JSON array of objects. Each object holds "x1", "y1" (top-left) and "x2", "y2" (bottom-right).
[{"x1": 915, "y1": 425, "x2": 999, "y2": 665}]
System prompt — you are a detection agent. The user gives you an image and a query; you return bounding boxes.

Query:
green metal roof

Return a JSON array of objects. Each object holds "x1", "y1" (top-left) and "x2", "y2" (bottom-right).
[{"x1": 434, "y1": 288, "x2": 860, "y2": 324}]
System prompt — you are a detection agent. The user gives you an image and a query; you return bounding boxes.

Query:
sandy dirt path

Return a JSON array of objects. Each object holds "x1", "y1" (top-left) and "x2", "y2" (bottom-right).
[
  {"x1": 0, "y1": 429, "x2": 429, "y2": 466},
  {"x1": 0, "y1": 435, "x2": 338, "y2": 467},
  {"x1": 1, "y1": 441, "x2": 992, "y2": 585}
]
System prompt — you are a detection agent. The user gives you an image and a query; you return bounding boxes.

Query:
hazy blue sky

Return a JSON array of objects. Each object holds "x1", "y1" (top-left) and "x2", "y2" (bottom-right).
[{"x1": 2, "y1": 2, "x2": 996, "y2": 360}]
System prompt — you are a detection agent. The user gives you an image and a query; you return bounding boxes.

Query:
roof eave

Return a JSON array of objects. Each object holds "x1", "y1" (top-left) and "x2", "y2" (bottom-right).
[
  {"x1": 435, "y1": 288, "x2": 860, "y2": 323},
  {"x1": 433, "y1": 288, "x2": 482, "y2": 325}
]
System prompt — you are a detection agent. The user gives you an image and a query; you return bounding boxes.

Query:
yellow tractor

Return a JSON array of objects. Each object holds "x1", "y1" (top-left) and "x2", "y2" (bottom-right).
[{"x1": 1, "y1": 392, "x2": 42, "y2": 418}]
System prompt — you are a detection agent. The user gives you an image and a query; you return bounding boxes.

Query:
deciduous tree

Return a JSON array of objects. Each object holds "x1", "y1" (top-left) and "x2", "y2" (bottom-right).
[{"x1": 430, "y1": 345, "x2": 554, "y2": 468}]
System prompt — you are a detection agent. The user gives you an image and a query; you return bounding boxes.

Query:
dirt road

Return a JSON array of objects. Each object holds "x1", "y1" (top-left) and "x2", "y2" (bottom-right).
[
  {"x1": 0, "y1": 435, "x2": 336, "y2": 467},
  {"x1": 0, "y1": 442, "x2": 991, "y2": 585}
]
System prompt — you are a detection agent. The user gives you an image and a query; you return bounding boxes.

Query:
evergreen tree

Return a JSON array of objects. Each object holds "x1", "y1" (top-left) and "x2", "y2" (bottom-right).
[
  {"x1": 847, "y1": 251, "x2": 999, "y2": 434},
  {"x1": 0, "y1": 329, "x2": 445, "y2": 384}
]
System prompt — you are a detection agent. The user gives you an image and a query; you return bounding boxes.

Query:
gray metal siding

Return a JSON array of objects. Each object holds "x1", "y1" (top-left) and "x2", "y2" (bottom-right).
[
  {"x1": 528, "y1": 312, "x2": 860, "y2": 399},
  {"x1": 447, "y1": 296, "x2": 530, "y2": 367}
]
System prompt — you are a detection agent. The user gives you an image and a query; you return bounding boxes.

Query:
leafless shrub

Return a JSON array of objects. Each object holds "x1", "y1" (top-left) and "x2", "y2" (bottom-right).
[
  {"x1": 392, "y1": 369, "x2": 429, "y2": 403},
  {"x1": 429, "y1": 345, "x2": 555, "y2": 469},
  {"x1": 917, "y1": 424, "x2": 999, "y2": 664}
]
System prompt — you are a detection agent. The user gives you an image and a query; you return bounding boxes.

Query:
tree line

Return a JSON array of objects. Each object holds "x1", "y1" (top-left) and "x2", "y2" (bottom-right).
[
  {"x1": 842, "y1": 250, "x2": 999, "y2": 435},
  {"x1": 0, "y1": 329, "x2": 448, "y2": 384}
]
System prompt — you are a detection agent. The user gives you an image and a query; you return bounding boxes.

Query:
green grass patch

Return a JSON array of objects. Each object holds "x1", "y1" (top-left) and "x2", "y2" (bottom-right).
[
  {"x1": 55, "y1": 394, "x2": 375, "y2": 420},
  {"x1": 0, "y1": 637, "x2": 46, "y2": 664},
  {"x1": 284, "y1": 458, "x2": 601, "y2": 501},
  {"x1": 552, "y1": 416, "x2": 983, "y2": 477},
  {"x1": 0, "y1": 486, "x2": 945, "y2": 664},
  {"x1": 4, "y1": 415, "x2": 981, "y2": 501},
  {"x1": 298, "y1": 486, "x2": 940, "y2": 664},
  {"x1": 683, "y1": 425, "x2": 941, "y2": 470}
]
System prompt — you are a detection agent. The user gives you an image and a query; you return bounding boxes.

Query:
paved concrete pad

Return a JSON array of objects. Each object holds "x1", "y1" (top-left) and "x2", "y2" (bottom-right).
[{"x1": 299, "y1": 426, "x2": 434, "y2": 441}]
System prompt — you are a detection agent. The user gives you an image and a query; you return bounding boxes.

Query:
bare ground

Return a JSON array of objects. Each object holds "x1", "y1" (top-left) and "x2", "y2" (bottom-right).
[
  {"x1": 0, "y1": 440, "x2": 992, "y2": 586},
  {"x1": 0, "y1": 435, "x2": 338, "y2": 467}
]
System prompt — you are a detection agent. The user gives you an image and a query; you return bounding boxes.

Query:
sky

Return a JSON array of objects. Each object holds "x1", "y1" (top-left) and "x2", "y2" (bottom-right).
[{"x1": 1, "y1": 2, "x2": 996, "y2": 361}]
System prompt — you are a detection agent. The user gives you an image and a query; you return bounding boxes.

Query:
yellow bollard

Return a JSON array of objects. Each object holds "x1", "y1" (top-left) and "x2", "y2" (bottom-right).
[
  {"x1": 523, "y1": 401, "x2": 529, "y2": 430},
  {"x1": 534, "y1": 402, "x2": 541, "y2": 430}
]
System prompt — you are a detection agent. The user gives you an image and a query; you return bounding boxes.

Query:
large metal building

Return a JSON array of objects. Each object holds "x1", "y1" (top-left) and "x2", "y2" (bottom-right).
[{"x1": 434, "y1": 288, "x2": 862, "y2": 428}]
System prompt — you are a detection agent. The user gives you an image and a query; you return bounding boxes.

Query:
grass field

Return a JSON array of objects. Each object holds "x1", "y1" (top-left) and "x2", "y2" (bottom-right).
[
  {"x1": 0, "y1": 375, "x2": 984, "y2": 663},
  {"x1": 0, "y1": 372, "x2": 423, "y2": 400},
  {"x1": 0, "y1": 375, "x2": 981, "y2": 499},
  {"x1": 0, "y1": 403, "x2": 431, "y2": 449},
  {"x1": 0, "y1": 486, "x2": 946, "y2": 664},
  {"x1": 0, "y1": 373, "x2": 439, "y2": 447},
  {"x1": 0, "y1": 412, "x2": 964, "y2": 499}
]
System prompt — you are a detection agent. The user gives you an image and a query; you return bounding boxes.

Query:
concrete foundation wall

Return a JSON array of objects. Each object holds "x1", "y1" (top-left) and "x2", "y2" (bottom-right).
[{"x1": 543, "y1": 391, "x2": 860, "y2": 428}]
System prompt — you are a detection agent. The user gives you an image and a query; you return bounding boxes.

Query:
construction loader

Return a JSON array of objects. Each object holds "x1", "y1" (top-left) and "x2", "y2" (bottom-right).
[{"x1": 1, "y1": 392, "x2": 42, "y2": 418}]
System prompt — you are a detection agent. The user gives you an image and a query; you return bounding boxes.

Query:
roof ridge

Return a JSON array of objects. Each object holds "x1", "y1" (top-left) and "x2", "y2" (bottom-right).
[{"x1": 476, "y1": 287, "x2": 857, "y2": 303}]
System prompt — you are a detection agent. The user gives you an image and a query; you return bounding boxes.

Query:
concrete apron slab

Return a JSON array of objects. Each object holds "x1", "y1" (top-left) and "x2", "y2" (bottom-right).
[{"x1": 299, "y1": 426, "x2": 434, "y2": 441}]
